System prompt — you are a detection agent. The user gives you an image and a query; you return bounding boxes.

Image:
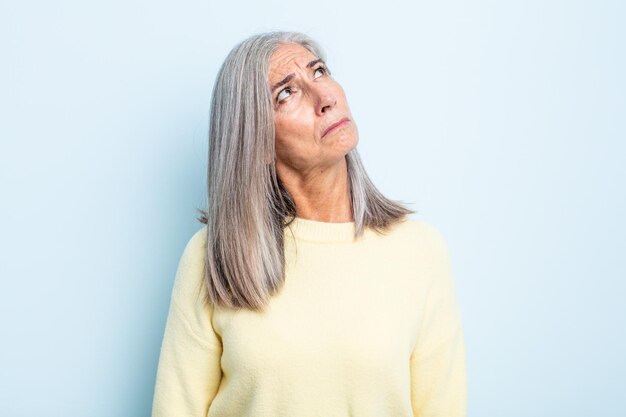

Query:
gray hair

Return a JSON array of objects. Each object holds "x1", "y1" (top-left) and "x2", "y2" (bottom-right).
[{"x1": 198, "y1": 31, "x2": 413, "y2": 311}]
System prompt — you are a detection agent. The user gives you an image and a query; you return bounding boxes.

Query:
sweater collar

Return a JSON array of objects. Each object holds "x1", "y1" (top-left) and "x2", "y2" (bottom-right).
[{"x1": 284, "y1": 216, "x2": 357, "y2": 243}]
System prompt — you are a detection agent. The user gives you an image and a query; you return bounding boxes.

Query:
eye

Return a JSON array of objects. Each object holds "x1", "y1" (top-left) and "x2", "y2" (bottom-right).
[
  {"x1": 276, "y1": 87, "x2": 292, "y2": 102},
  {"x1": 313, "y1": 65, "x2": 327, "y2": 79}
]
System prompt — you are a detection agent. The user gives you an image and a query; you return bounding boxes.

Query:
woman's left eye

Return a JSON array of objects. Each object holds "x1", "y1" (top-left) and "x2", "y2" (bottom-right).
[{"x1": 313, "y1": 66, "x2": 326, "y2": 79}]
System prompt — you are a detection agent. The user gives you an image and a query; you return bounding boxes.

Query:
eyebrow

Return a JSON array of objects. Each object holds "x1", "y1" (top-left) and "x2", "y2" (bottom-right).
[{"x1": 270, "y1": 58, "x2": 326, "y2": 92}]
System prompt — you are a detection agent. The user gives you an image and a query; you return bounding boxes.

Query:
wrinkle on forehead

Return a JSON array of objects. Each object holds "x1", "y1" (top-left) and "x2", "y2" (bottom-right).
[{"x1": 268, "y1": 43, "x2": 318, "y2": 83}]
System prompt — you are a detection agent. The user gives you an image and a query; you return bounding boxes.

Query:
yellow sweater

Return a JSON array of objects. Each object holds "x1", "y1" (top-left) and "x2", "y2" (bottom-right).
[{"x1": 152, "y1": 217, "x2": 467, "y2": 417}]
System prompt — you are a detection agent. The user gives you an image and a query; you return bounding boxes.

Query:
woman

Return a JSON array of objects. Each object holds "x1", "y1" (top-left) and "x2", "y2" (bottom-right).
[{"x1": 152, "y1": 31, "x2": 467, "y2": 417}]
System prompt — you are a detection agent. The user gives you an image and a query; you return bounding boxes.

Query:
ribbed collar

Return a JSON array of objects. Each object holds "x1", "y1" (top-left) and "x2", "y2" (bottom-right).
[{"x1": 284, "y1": 216, "x2": 358, "y2": 243}]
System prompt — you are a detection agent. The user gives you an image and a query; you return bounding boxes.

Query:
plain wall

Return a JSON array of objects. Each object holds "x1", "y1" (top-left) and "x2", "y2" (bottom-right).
[{"x1": 1, "y1": 0, "x2": 624, "y2": 416}]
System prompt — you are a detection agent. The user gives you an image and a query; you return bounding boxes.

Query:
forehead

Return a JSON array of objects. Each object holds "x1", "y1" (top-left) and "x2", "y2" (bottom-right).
[{"x1": 268, "y1": 43, "x2": 318, "y2": 80}]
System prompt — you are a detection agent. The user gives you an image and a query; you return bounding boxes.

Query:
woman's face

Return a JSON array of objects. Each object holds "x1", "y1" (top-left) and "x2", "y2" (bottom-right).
[{"x1": 268, "y1": 43, "x2": 358, "y2": 176}]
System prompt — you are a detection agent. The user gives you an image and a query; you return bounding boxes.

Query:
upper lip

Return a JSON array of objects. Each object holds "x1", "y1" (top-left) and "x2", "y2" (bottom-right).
[{"x1": 322, "y1": 117, "x2": 350, "y2": 137}]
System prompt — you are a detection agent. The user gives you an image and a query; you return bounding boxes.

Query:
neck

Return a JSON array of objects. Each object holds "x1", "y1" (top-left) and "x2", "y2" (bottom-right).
[{"x1": 277, "y1": 157, "x2": 353, "y2": 223}]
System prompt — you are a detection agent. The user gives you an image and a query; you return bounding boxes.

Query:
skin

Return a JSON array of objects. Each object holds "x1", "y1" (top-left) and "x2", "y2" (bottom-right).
[{"x1": 268, "y1": 43, "x2": 359, "y2": 223}]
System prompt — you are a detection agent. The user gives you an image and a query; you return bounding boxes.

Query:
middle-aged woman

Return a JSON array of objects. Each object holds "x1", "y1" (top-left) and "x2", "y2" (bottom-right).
[{"x1": 152, "y1": 31, "x2": 467, "y2": 417}]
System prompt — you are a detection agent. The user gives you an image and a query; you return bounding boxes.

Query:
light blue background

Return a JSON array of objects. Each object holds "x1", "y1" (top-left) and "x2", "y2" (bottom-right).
[{"x1": 1, "y1": 1, "x2": 624, "y2": 416}]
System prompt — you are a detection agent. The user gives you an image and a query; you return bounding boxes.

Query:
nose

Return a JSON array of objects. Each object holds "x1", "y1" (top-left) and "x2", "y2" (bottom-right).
[{"x1": 313, "y1": 84, "x2": 337, "y2": 116}]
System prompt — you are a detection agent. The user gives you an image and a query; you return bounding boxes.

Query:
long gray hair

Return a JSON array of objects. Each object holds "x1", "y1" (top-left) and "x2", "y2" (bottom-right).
[{"x1": 198, "y1": 31, "x2": 413, "y2": 311}]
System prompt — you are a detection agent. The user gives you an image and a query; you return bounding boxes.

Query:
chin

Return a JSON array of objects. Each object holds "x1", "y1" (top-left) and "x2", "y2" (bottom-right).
[{"x1": 336, "y1": 130, "x2": 359, "y2": 154}]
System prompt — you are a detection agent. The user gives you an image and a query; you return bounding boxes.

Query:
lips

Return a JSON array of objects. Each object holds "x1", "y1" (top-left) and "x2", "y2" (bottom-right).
[{"x1": 322, "y1": 117, "x2": 350, "y2": 138}]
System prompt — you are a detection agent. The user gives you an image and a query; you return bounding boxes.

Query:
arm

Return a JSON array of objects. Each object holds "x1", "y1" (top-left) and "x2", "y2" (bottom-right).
[
  {"x1": 152, "y1": 228, "x2": 223, "y2": 417},
  {"x1": 410, "y1": 227, "x2": 467, "y2": 417}
]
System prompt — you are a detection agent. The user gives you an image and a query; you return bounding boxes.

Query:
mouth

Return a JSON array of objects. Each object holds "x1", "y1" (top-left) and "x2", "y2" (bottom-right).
[{"x1": 322, "y1": 117, "x2": 350, "y2": 138}]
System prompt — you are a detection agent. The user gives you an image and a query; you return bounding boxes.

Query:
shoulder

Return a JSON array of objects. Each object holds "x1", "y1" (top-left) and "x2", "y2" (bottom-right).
[
  {"x1": 377, "y1": 217, "x2": 453, "y2": 272},
  {"x1": 176, "y1": 225, "x2": 208, "y2": 272},
  {"x1": 171, "y1": 226, "x2": 209, "y2": 304},
  {"x1": 386, "y1": 217, "x2": 450, "y2": 252},
  {"x1": 183, "y1": 225, "x2": 208, "y2": 255}
]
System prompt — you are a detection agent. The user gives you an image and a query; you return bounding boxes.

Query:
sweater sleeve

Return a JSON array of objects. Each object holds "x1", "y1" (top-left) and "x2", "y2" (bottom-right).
[
  {"x1": 410, "y1": 226, "x2": 467, "y2": 417},
  {"x1": 152, "y1": 228, "x2": 223, "y2": 417}
]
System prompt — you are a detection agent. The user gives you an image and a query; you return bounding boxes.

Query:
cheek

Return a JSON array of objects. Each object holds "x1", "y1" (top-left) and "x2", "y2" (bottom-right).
[
  {"x1": 274, "y1": 117, "x2": 318, "y2": 164},
  {"x1": 274, "y1": 118, "x2": 291, "y2": 141},
  {"x1": 274, "y1": 118, "x2": 299, "y2": 159},
  {"x1": 274, "y1": 113, "x2": 315, "y2": 142}
]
